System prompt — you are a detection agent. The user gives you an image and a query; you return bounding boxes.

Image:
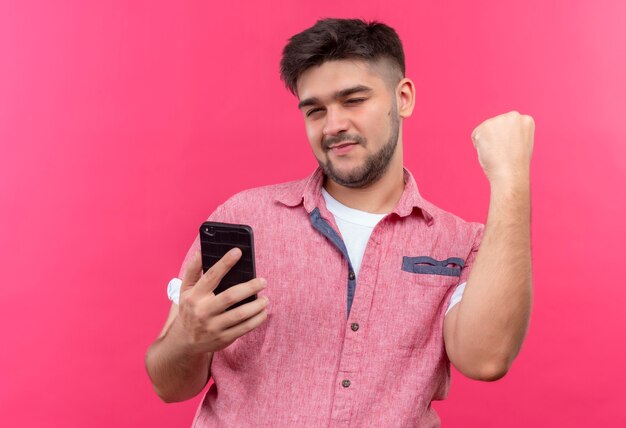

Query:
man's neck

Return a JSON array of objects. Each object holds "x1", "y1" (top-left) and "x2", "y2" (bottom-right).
[{"x1": 323, "y1": 158, "x2": 405, "y2": 214}]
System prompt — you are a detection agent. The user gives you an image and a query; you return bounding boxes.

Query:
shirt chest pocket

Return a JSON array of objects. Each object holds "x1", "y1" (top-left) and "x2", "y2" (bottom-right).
[
  {"x1": 401, "y1": 256, "x2": 464, "y2": 277},
  {"x1": 396, "y1": 256, "x2": 466, "y2": 293},
  {"x1": 368, "y1": 256, "x2": 466, "y2": 353}
]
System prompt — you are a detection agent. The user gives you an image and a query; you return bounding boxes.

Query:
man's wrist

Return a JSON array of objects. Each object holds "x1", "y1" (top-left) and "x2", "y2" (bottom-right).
[
  {"x1": 489, "y1": 171, "x2": 530, "y2": 193},
  {"x1": 167, "y1": 316, "x2": 205, "y2": 357}
]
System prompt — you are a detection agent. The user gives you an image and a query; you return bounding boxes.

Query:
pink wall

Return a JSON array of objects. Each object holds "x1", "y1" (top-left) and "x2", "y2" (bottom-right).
[{"x1": 1, "y1": 0, "x2": 625, "y2": 426}]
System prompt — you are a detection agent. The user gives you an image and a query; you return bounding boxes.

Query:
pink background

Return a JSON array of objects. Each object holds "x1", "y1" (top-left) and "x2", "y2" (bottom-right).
[{"x1": 1, "y1": 0, "x2": 625, "y2": 426}]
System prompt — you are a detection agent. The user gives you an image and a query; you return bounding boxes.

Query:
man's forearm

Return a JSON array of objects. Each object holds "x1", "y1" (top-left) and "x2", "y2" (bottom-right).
[
  {"x1": 451, "y1": 176, "x2": 533, "y2": 379},
  {"x1": 145, "y1": 318, "x2": 214, "y2": 402}
]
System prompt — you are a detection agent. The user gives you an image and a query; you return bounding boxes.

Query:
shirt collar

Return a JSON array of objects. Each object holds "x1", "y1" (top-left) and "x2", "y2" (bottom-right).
[{"x1": 275, "y1": 167, "x2": 436, "y2": 226}]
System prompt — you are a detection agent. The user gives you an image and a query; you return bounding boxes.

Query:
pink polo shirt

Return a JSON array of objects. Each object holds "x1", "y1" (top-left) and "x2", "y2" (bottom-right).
[{"x1": 177, "y1": 167, "x2": 484, "y2": 427}]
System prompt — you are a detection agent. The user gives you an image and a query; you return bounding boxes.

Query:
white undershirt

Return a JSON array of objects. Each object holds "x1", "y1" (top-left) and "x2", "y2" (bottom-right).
[
  {"x1": 321, "y1": 188, "x2": 386, "y2": 279},
  {"x1": 167, "y1": 191, "x2": 466, "y2": 315},
  {"x1": 321, "y1": 188, "x2": 465, "y2": 315}
]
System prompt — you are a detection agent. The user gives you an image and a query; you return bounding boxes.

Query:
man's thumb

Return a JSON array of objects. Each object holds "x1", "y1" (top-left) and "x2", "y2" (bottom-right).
[{"x1": 180, "y1": 250, "x2": 202, "y2": 294}]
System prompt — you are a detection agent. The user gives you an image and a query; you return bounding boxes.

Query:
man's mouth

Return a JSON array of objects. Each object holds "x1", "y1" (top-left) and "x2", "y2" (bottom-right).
[
  {"x1": 328, "y1": 142, "x2": 358, "y2": 150},
  {"x1": 327, "y1": 141, "x2": 359, "y2": 155}
]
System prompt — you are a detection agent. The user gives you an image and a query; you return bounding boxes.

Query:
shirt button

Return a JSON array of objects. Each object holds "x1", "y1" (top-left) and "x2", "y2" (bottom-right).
[
  {"x1": 348, "y1": 271, "x2": 355, "y2": 280},
  {"x1": 342, "y1": 379, "x2": 351, "y2": 388},
  {"x1": 351, "y1": 323, "x2": 359, "y2": 331}
]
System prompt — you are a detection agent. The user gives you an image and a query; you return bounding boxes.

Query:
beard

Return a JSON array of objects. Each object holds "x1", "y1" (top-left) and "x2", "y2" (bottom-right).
[{"x1": 318, "y1": 105, "x2": 400, "y2": 189}]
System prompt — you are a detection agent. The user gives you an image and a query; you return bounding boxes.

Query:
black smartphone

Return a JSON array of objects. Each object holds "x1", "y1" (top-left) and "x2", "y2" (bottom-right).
[{"x1": 199, "y1": 221, "x2": 257, "y2": 311}]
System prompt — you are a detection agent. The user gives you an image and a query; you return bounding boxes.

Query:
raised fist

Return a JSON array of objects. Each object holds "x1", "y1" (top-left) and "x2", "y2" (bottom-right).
[{"x1": 471, "y1": 111, "x2": 535, "y2": 184}]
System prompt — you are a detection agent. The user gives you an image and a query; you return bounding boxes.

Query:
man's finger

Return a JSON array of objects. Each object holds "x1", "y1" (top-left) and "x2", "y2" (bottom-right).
[
  {"x1": 211, "y1": 277, "x2": 266, "y2": 314},
  {"x1": 219, "y1": 308, "x2": 269, "y2": 344},
  {"x1": 180, "y1": 250, "x2": 202, "y2": 294},
  {"x1": 213, "y1": 295, "x2": 269, "y2": 331},
  {"x1": 194, "y1": 247, "x2": 242, "y2": 294}
]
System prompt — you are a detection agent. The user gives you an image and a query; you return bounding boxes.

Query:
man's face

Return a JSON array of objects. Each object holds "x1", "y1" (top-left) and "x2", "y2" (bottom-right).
[{"x1": 296, "y1": 60, "x2": 401, "y2": 188}]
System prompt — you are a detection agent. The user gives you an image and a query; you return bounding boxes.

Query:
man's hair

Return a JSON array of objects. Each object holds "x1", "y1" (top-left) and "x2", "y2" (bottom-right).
[{"x1": 280, "y1": 18, "x2": 406, "y2": 95}]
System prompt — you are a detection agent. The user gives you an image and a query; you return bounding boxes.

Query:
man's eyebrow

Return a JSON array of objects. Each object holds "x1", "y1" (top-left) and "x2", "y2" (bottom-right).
[{"x1": 297, "y1": 85, "x2": 373, "y2": 110}]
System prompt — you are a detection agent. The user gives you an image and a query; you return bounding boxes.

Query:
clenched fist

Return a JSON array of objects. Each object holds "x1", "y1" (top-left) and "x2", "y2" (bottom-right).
[{"x1": 471, "y1": 111, "x2": 534, "y2": 184}]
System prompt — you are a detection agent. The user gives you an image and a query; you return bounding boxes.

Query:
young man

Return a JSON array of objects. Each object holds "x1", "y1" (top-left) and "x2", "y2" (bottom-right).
[{"x1": 145, "y1": 18, "x2": 534, "y2": 427}]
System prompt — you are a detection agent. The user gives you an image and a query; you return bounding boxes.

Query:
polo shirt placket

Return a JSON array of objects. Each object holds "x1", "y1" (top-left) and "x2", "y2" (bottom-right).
[
  {"x1": 308, "y1": 204, "x2": 361, "y2": 425},
  {"x1": 308, "y1": 193, "x2": 403, "y2": 426}
]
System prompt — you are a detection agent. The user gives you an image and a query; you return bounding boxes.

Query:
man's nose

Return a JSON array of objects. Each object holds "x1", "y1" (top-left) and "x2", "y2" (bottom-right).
[{"x1": 322, "y1": 106, "x2": 349, "y2": 137}]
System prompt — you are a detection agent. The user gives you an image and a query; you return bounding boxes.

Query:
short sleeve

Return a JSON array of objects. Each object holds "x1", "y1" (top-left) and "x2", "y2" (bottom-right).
[
  {"x1": 457, "y1": 223, "x2": 485, "y2": 286},
  {"x1": 176, "y1": 235, "x2": 201, "y2": 280},
  {"x1": 444, "y1": 223, "x2": 484, "y2": 315},
  {"x1": 167, "y1": 278, "x2": 182, "y2": 304},
  {"x1": 445, "y1": 281, "x2": 466, "y2": 314}
]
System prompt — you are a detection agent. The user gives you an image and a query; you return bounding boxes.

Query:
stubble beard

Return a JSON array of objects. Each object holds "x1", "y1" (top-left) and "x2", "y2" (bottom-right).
[{"x1": 318, "y1": 106, "x2": 400, "y2": 189}]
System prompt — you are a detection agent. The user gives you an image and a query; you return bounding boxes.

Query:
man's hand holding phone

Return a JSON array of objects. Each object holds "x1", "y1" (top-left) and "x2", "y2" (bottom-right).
[{"x1": 173, "y1": 248, "x2": 269, "y2": 354}]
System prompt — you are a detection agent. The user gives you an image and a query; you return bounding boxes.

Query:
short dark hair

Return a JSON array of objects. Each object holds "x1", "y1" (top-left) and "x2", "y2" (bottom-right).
[{"x1": 280, "y1": 18, "x2": 406, "y2": 95}]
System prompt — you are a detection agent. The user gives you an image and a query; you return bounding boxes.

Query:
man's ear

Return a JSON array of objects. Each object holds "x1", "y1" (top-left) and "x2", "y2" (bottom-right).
[{"x1": 396, "y1": 78, "x2": 416, "y2": 119}]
